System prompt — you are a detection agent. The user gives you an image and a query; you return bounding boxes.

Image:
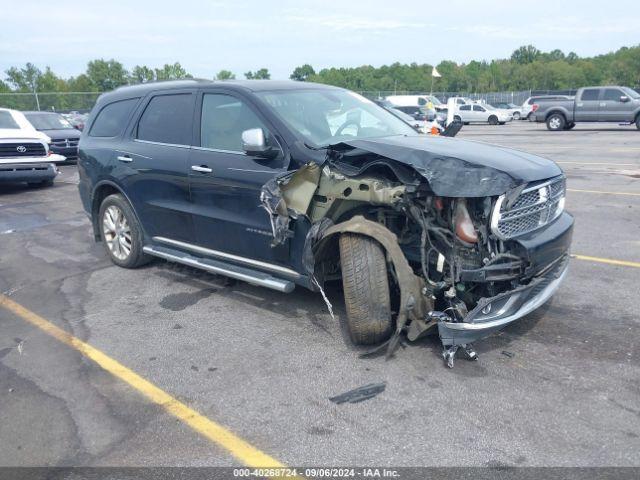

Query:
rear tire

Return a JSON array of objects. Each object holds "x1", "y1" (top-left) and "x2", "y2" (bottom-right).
[
  {"x1": 339, "y1": 233, "x2": 393, "y2": 345},
  {"x1": 488, "y1": 115, "x2": 498, "y2": 125},
  {"x1": 513, "y1": 112, "x2": 521, "y2": 120},
  {"x1": 98, "y1": 194, "x2": 150, "y2": 269},
  {"x1": 546, "y1": 113, "x2": 566, "y2": 131}
]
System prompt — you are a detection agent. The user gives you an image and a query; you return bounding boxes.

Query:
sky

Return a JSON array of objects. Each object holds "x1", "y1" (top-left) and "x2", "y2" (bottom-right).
[{"x1": 1, "y1": 0, "x2": 638, "y2": 81}]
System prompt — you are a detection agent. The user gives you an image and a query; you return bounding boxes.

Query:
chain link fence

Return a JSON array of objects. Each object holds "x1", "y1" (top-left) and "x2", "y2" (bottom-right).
[
  {"x1": 1, "y1": 87, "x2": 638, "y2": 112},
  {"x1": 0, "y1": 92, "x2": 101, "y2": 112}
]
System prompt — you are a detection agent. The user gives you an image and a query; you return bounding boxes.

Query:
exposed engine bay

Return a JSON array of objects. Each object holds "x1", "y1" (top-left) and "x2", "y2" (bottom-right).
[{"x1": 261, "y1": 136, "x2": 572, "y2": 367}]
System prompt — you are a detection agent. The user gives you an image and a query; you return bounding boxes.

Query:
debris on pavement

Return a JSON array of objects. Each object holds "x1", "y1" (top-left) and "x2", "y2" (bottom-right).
[
  {"x1": 501, "y1": 350, "x2": 515, "y2": 358},
  {"x1": 329, "y1": 383, "x2": 386, "y2": 404}
]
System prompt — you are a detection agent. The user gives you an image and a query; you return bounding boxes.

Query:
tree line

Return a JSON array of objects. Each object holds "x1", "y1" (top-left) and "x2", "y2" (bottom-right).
[
  {"x1": 1, "y1": 45, "x2": 638, "y2": 110},
  {"x1": 295, "y1": 44, "x2": 640, "y2": 93}
]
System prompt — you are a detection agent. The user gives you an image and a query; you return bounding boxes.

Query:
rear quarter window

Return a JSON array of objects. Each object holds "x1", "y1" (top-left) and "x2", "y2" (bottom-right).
[
  {"x1": 136, "y1": 93, "x2": 193, "y2": 145},
  {"x1": 580, "y1": 89, "x2": 600, "y2": 101},
  {"x1": 89, "y1": 98, "x2": 139, "y2": 137}
]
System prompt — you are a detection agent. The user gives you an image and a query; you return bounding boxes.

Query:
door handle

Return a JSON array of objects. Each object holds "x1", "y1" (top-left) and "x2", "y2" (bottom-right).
[
  {"x1": 191, "y1": 165, "x2": 213, "y2": 173},
  {"x1": 117, "y1": 155, "x2": 133, "y2": 163},
  {"x1": 599, "y1": 103, "x2": 606, "y2": 107}
]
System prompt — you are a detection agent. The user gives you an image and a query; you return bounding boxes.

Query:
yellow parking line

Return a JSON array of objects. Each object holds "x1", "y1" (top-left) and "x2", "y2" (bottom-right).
[
  {"x1": 572, "y1": 255, "x2": 640, "y2": 269},
  {"x1": 0, "y1": 294, "x2": 286, "y2": 468},
  {"x1": 567, "y1": 188, "x2": 640, "y2": 197}
]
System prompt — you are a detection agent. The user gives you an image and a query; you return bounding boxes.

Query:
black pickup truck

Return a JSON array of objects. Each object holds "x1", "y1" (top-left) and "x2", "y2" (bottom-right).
[{"x1": 532, "y1": 86, "x2": 640, "y2": 131}]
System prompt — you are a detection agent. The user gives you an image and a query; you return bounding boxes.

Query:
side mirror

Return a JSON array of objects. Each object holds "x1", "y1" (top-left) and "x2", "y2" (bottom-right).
[
  {"x1": 241, "y1": 128, "x2": 275, "y2": 158},
  {"x1": 620, "y1": 95, "x2": 630, "y2": 103}
]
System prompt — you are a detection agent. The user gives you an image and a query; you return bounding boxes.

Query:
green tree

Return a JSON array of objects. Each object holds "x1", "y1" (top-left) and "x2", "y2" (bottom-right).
[
  {"x1": 154, "y1": 62, "x2": 191, "y2": 81},
  {"x1": 245, "y1": 68, "x2": 270, "y2": 80},
  {"x1": 510, "y1": 45, "x2": 541, "y2": 64},
  {"x1": 5, "y1": 63, "x2": 43, "y2": 91},
  {"x1": 130, "y1": 65, "x2": 155, "y2": 84},
  {"x1": 86, "y1": 59, "x2": 128, "y2": 91},
  {"x1": 215, "y1": 70, "x2": 236, "y2": 80},
  {"x1": 290, "y1": 64, "x2": 315, "y2": 81}
]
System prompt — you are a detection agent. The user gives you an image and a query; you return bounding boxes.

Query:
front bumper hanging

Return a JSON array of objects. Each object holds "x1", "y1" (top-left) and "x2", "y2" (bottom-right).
[{"x1": 438, "y1": 254, "x2": 569, "y2": 347}]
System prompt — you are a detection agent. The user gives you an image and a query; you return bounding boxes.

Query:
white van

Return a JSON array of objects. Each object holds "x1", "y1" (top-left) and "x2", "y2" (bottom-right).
[{"x1": 385, "y1": 94, "x2": 445, "y2": 111}]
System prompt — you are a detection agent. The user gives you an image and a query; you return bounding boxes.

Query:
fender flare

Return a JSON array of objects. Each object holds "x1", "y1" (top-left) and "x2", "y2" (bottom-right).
[
  {"x1": 315, "y1": 215, "x2": 429, "y2": 330},
  {"x1": 91, "y1": 180, "x2": 144, "y2": 241}
]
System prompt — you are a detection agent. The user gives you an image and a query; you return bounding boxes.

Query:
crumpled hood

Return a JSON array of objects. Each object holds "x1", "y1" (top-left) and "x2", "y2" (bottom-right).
[{"x1": 337, "y1": 135, "x2": 563, "y2": 197}]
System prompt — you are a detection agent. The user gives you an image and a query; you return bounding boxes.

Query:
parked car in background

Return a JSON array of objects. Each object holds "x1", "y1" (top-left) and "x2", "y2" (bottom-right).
[
  {"x1": 521, "y1": 95, "x2": 573, "y2": 120},
  {"x1": 78, "y1": 79, "x2": 572, "y2": 365},
  {"x1": 491, "y1": 102, "x2": 523, "y2": 120},
  {"x1": 373, "y1": 100, "x2": 427, "y2": 133},
  {"x1": 385, "y1": 94, "x2": 447, "y2": 112},
  {"x1": 23, "y1": 111, "x2": 81, "y2": 162},
  {"x1": 532, "y1": 86, "x2": 640, "y2": 131},
  {"x1": 453, "y1": 103, "x2": 512, "y2": 125},
  {"x1": 0, "y1": 111, "x2": 57, "y2": 187},
  {"x1": 0, "y1": 107, "x2": 51, "y2": 143},
  {"x1": 61, "y1": 111, "x2": 89, "y2": 131}
]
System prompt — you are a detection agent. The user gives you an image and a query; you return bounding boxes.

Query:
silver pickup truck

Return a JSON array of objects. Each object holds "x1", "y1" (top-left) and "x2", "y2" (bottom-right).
[{"x1": 532, "y1": 86, "x2": 640, "y2": 131}]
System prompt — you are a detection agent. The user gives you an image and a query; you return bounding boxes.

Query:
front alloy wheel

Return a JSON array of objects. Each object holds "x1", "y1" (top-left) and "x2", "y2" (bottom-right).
[{"x1": 103, "y1": 205, "x2": 132, "y2": 261}]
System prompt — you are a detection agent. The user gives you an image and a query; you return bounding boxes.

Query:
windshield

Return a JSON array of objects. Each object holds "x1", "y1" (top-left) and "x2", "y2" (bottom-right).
[
  {"x1": 621, "y1": 87, "x2": 640, "y2": 99},
  {"x1": 25, "y1": 113, "x2": 74, "y2": 130},
  {"x1": 388, "y1": 108, "x2": 418, "y2": 123},
  {"x1": 0, "y1": 111, "x2": 20, "y2": 129},
  {"x1": 257, "y1": 89, "x2": 417, "y2": 147}
]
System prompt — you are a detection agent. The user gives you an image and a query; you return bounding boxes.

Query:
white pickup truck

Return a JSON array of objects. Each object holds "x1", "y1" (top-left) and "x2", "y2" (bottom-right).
[{"x1": 0, "y1": 109, "x2": 59, "y2": 187}]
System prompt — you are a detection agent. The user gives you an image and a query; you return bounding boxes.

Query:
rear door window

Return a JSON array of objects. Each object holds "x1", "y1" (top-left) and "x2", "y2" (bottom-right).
[
  {"x1": 580, "y1": 89, "x2": 600, "y2": 101},
  {"x1": 89, "y1": 98, "x2": 139, "y2": 137},
  {"x1": 473, "y1": 105, "x2": 485, "y2": 112},
  {"x1": 137, "y1": 93, "x2": 194, "y2": 145}
]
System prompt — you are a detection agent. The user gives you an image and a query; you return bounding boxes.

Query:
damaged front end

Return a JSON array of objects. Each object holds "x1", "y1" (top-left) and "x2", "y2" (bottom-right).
[{"x1": 261, "y1": 136, "x2": 573, "y2": 367}]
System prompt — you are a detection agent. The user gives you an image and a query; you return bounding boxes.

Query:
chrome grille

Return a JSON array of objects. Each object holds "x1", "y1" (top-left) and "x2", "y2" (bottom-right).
[
  {"x1": 0, "y1": 142, "x2": 46, "y2": 158},
  {"x1": 51, "y1": 138, "x2": 79, "y2": 147},
  {"x1": 492, "y1": 176, "x2": 566, "y2": 239}
]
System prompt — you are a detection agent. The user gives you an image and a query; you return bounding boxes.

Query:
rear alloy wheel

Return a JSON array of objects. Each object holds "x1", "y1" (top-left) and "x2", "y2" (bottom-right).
[
  {"x1": 488, "y1": 115, "x2": 498, "y2": 125},
  {"x1": 513, "y1": 111, "x2": 521, "y2": 120},
  {"x1": 99, "y1": 194, "x2": 150, "y2": 268},
  {"x1": 339, "y1": 233, "x2": 393, "y2": 345},
  {"x1": 546, "y1": 113, "x2": 566, "y2": 131}
]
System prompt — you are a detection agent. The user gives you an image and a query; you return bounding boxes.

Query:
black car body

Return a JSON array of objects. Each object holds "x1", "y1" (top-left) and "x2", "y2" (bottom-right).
[
  {"x1": 23, "y1": 111, "x2": 81, "y2": 161},
  {"x1": 78, "y1": 80, "x2": 573, "y2": 366}
]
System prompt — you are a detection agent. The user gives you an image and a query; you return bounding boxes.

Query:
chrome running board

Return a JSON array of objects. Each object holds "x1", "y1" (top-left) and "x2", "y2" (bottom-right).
[{"x1": 143, "y1": 245, "x2": 295, "y2": 293}]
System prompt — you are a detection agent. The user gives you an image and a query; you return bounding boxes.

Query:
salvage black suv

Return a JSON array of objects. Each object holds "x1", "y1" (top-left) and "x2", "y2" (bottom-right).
[{"x1": 78, "y1": 80, "x2": 573, "y2": 366}]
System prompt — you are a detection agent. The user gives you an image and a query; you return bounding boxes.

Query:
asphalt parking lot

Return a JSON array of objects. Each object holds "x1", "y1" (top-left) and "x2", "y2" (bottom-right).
[{"x1": 1, "y1": 120, "x2": 639, "y2": 468}]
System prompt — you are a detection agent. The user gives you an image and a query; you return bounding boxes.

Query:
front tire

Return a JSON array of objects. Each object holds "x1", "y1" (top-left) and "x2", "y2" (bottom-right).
[
  {"x1": 98, "y1": 194, "x2": 150, "y2": 268},
  {"x1": 546, "y1": 113, "x2": 566, "y2": 131},
  {"x1": 488, "y1": 115, "x2": 498, "y2": 125},
  {"x1": 513, "y1": 112, "x2": 521, "y2": 120},
  {"x1": 339, "y1": 234, "x2": 393, "y2": 345}
]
